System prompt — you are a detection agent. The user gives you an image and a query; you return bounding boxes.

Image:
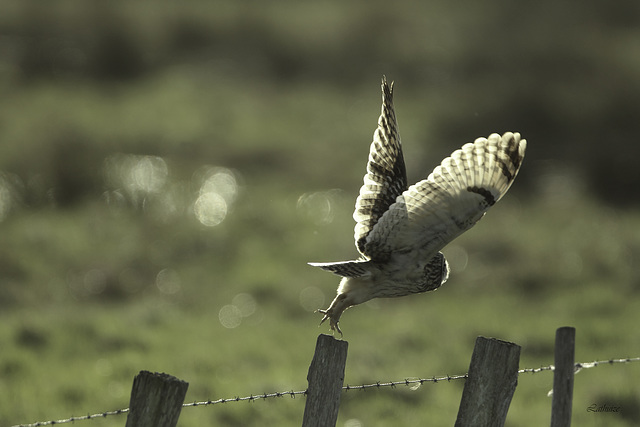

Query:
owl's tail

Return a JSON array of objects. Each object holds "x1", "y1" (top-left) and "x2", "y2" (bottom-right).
[{"x1": 308, "y1": 260, "x2": 372, "y2": 278}]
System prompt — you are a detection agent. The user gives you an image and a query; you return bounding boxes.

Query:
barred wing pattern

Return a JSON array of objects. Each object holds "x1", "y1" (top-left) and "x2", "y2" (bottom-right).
[
  {"x1": 353, "y1": 77, "x2": 407, "y2": 260},
  {"x1": 361, "y1": 132, "x2": 526, "y2": 260}
]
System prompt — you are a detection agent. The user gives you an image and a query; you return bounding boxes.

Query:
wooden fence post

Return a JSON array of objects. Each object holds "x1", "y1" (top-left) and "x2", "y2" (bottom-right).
[
  {"x1": 550, "y1": 326, "x2": 575, "y2": 427},
  {"x1": 302, "y1": 334, "x2": 348, "y2": 427},
  {"x1": 455, "y1": 336, "x2": 521, "y2": 427},
  {"x1": 125, "y1": 370, "x2": 189, "y2": 427}
]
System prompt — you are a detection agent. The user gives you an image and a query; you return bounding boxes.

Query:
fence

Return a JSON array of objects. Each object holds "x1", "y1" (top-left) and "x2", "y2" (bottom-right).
[{"x1": 11, "y1": 326, "x2": 640, "y2": 427}]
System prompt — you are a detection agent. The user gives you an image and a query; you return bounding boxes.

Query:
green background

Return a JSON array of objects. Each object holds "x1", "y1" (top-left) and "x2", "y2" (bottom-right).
[{"x1": 1, "y1": 1, "x2": 639, "y2": 426}]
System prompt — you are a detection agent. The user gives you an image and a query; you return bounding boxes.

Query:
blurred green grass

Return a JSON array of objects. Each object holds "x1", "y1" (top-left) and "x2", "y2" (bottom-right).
[{"x1": 1, "y1": 1, "x2": 640, "y2": 426}]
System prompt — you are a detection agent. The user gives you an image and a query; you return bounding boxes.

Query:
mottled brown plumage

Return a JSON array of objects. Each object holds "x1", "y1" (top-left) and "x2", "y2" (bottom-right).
[{"x1": 310, "y1": 77, "x2": 526, "y2": 334}]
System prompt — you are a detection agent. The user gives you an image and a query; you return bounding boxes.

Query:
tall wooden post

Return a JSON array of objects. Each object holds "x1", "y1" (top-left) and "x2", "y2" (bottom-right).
[
  {"x1": 550, "y1": 326, "x2": 575, "y2": 427},
  {"x1": 455, "y1": 336, "x2": 521, "y2": 427},
  {"x1": 302, "y1": 334, "x2": 348, "y2": 427}
]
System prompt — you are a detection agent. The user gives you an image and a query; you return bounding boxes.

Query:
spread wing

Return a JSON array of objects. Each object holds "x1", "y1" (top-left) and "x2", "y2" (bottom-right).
[
  {"x1": 360, "y1": 132, "x2": 526, "y2": 260},
  {"x1": 353, "y1": 77, "x2": 408, "y2": 258}
]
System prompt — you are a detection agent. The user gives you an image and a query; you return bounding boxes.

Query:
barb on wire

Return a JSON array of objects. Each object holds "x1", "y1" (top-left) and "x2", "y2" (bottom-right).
[
  {"x1": 516, "y1": 357, "x2": 640, "y2": 375},
  {"x1": 10, "y1": 356, "x2": 640, "y2": 427},
  {"x1": 183, "y1": 389, "x2": 308, "y2": 408},
  {"x1": 574, "y1": 357, "x2": 640, "y2": 373},
  {"x1": 343, "y1": 373, "x2": 469, "y2": 392}
]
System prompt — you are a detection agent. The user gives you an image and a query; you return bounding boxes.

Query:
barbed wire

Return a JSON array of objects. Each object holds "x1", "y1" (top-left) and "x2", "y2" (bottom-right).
[
  {"x1": 10, "y1": 357, "x2": 640, "y2": 427},
  {"x1": 9, "y1": 409, "x2": 130, "y2": 427}
]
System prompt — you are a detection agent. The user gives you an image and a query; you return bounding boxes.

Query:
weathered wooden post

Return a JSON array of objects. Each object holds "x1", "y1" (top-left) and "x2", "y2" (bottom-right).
[
  {"x1": 455, "y1": 336, "x2": 521, "y2": 427},
  {"x1": 125, "y1": 370, "x2": 189, "y2": 427},
  {"x1": 550, "y1": 326, "x2": 575, "y2": 427},
  {"x1": 302, "y1": 334, "x2": 349, "y2": 427}
]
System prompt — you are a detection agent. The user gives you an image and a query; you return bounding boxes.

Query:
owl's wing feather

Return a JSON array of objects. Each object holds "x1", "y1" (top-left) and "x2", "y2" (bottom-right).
[
  {"x1": 362, "y1": 132, "x2": 526, "y2": 259},
  {"x1": 353, "y1": 77, "x2": 408, "y2": 259}
]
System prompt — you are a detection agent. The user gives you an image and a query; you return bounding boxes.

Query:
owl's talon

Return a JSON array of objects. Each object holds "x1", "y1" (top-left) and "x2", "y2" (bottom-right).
[{"x1": 316, "y1": 309, "x2": 343, "y2": 336}]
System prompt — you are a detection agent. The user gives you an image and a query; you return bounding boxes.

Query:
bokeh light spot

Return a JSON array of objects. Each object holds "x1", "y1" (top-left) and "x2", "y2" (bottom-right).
[
  {"x1": 156, "y1": 269, "x2": 181, "y2": 295},
  {"x1": 297, "y1": 190, "x2": 341, "y2": 225},
  {"x1": 200, "y1": 167, "x2": 238, "y2": 204},
  {"x1": 103, "y1": 154, "x2": 169, "y2": 204},
  {"x1": 194, "y1": 192, "x2": 227, "y2": 226},
  {"x1": 128, "y1": 155, "x2": 168, "y2": 193},
  {"x1": 232, "y1": 293, "x2": 257, "y2": 317},
  {"x1": 193, "y1": 166, "x2": 239, "y2": 227},
  {"x1": 219, "y1": 304, "x2": 242, "y2": 329},
  {"x1": 102, "y1": 189, "x2": 127, "y2": 213},
  {"x1": 300, "y1": 286, "x2": 325, "y2": 312}
]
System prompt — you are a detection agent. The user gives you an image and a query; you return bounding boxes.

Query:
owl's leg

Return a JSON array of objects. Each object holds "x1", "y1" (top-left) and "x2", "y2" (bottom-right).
[
  {"x1": 317, "y1": 309, "x2": 342, "y2": 335},
  {"x1": 317, "y1": 293, "x2": 349, "y2": 336}
]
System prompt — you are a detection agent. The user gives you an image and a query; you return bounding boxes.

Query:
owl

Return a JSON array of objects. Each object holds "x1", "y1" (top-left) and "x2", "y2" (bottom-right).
[{"x1": 309, "y1": 77, "x2": 526, "y2": 334}]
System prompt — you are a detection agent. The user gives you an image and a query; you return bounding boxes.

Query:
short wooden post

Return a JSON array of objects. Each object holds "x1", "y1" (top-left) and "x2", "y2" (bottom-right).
[
  {"x1": 125, "y1": 370, "x2": 189, "y2": 427},
  {"x1": 550, "y1": 326, "x2": 575, "y2": 427},
  {"x1": 302, "y1": 334, "x2": 349, "y2": 427},
  {"x1": 455, "y1": 336, "x2": 521, "y2": 427}
]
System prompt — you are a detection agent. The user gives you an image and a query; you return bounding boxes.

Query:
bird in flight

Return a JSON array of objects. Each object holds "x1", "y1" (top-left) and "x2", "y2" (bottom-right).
[{"x1": 309, "y1": 77, "x2": 526, "y2": 334}]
